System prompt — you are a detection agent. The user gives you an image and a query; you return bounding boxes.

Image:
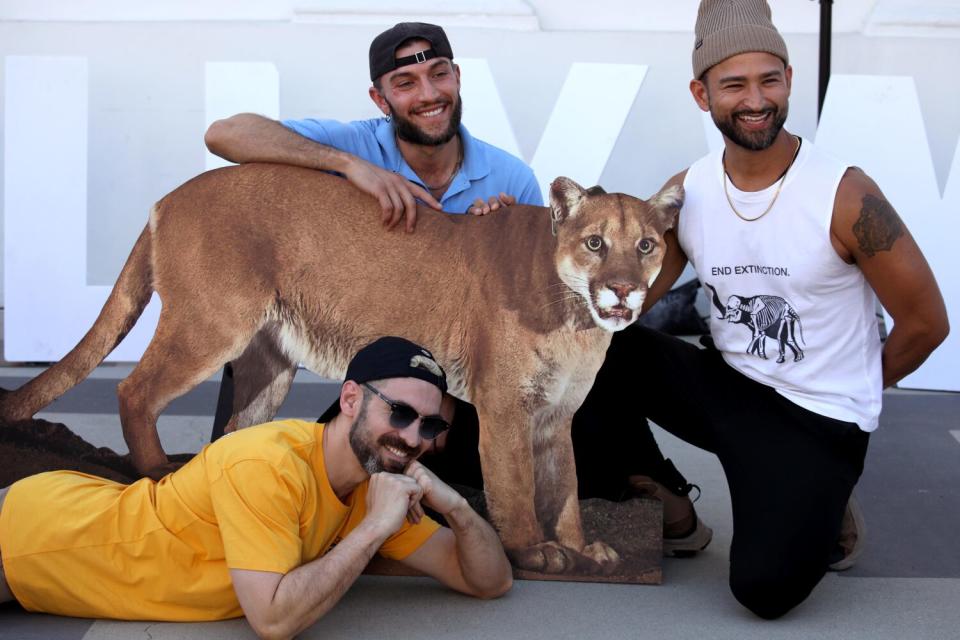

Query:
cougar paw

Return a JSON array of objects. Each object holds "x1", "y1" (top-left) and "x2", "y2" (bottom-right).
[
  {"x1": 582, "y1": 541, "x2": 621, "y2": 575},
  {"x1": 509, "y1": 541, "x2": 579, "y2": 574}
]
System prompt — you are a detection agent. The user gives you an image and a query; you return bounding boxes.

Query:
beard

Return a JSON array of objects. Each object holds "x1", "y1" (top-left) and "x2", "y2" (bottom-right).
[
  {"x1": 711, "y1": 101, "x2": 788, "y2": 151},
  {"x1": 348, "y1": 399, "x2": 420, "y2": 474},
  {"x1": 389, "y1": 94, "x2": 463, "y2": 147}
]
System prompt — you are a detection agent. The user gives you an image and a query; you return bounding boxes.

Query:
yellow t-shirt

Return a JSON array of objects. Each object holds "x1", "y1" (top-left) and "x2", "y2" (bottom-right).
[{"x1": 0, "y1": 420, "x2": 439, "y2": 621}]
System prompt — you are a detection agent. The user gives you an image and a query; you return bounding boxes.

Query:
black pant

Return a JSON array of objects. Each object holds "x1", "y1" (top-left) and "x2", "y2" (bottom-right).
[{"x1": 580, "y1": 325, "x2": 869, "y2": 619}]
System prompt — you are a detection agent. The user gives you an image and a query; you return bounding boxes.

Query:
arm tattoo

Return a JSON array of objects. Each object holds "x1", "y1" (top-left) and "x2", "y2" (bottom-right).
[{"x1": 852, "y1": 194, "x2": 904, "y2": 257}]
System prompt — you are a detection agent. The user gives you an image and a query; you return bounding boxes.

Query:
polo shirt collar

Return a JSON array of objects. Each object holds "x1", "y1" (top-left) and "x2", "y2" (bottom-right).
[{"x1": 374, "y1": 119, "x2": 491, "y2": 201}]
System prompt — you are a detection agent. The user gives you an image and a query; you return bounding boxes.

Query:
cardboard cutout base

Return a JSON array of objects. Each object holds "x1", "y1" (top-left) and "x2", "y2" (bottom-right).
[
  {"x1": 365, "y1": 487, "x2": 663, "y2": 584},
  {"x1": 0, "y1": 417, "x2": 195, "y2": 486}
]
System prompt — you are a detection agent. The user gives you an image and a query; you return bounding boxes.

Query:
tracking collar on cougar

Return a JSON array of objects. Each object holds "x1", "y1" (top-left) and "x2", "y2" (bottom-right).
[{"x1": 317, "y1": 336, "x2": 448, "y2": 423}]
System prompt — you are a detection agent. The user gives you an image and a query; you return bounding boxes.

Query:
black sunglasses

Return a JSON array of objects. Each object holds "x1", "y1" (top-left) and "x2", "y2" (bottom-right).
[{"x1": 362, "y1": 383, "x2": 450, "y2": 440}]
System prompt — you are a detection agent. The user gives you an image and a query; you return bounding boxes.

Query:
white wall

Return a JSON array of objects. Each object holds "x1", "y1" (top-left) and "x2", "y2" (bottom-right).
[{"x1": 2, "y1": 1, "x2": 958, "y2": 390}]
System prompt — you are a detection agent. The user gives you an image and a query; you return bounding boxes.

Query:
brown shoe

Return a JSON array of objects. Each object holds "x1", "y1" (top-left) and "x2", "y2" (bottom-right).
[
  {"x1": 828, "y1": 494, "x2": 866, "y2": 571},
  {"x1": 628, "y1": 472, "x2": 713, "y2": 557}
]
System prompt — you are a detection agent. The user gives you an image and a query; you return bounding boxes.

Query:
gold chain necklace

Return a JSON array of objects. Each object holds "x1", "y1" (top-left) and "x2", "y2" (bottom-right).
[{"x1": 722, "y1": 136, "x2": 801, "y2": 222}]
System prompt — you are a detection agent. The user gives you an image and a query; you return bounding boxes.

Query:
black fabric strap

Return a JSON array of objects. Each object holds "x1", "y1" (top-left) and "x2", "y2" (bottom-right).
[{"x1": 392, "y1": 47, "x2": 439, "y2": 70}]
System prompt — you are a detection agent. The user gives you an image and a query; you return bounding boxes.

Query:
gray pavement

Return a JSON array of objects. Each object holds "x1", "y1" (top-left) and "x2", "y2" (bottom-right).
[{"x1": 1, "y1": 363, "x2": 958, "y2": 639}]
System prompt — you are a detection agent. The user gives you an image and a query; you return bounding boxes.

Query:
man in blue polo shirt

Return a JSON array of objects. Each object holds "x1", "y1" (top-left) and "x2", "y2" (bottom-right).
[{"x1": 205, "y1": 22, "x2": 541, "y2": 231}]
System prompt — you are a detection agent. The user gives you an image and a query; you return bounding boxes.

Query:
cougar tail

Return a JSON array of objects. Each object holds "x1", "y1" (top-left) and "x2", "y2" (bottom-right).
[{"x1": 0, "y1": 225, "x2": 155, "y2": 423}]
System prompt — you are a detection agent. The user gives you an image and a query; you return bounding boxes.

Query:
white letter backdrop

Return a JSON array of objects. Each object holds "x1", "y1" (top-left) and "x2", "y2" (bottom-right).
[{"x1": 4, "y1": 55, "x2": 958, "y2": 391}]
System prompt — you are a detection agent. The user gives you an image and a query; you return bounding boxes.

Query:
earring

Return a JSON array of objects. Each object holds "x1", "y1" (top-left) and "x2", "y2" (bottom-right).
[{"x1": 385, "y1": 114, "x2": 392, "y2": 123}]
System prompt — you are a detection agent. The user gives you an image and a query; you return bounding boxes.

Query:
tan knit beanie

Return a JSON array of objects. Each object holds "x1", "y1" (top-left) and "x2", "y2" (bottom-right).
[{"x1": 692, "y1": 0, "x2": 788, "y2": 79}]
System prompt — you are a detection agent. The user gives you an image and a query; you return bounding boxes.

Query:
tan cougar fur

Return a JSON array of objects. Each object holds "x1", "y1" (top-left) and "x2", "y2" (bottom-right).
[{"x1": 0, "y1": 164, "x2": 682, "y2": 574}]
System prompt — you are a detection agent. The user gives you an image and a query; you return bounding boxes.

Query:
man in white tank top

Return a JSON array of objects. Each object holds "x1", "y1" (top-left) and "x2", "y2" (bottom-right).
[{"x1": 575, "y1": 0, "x2": 948, "y2": 620}]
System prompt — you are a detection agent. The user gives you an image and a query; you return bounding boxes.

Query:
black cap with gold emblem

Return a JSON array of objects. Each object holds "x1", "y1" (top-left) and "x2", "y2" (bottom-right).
[
  {"x1": 369, "y1": 22, "x2": 454, "y2": 82},
  {"x1": 317, "y1": 336, "x2": 448, "y2": 422}
]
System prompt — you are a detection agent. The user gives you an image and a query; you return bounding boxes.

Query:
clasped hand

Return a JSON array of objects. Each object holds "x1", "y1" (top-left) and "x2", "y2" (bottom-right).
[{"x1": 364, "y1": 461, "x2": 464, "y2": 535}]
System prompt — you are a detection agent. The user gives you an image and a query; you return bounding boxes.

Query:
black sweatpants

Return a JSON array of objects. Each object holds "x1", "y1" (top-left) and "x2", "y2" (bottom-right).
[{"x1": 577, "y1": 324, "x2": 870, "y2": 619}]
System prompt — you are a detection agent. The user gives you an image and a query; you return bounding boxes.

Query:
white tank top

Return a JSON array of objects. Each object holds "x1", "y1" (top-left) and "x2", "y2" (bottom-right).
[{"x1": 679, "y1": 140, "x2": 883, "y2": 431}]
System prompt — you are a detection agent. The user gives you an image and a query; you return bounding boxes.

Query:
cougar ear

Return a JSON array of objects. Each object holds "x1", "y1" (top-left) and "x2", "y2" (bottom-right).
[
  {"x1": 648, "y1": 184, "x2": 684, "y2": 231},
  {"x1": 549, "y1": 177, "x2": 588, "y2": 229}
]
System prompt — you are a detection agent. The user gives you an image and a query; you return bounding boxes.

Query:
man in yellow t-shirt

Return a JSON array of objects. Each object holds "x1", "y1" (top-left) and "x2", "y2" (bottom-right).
[{"x1": 0, "y1": 336, "x2": 512, "y2": 637}]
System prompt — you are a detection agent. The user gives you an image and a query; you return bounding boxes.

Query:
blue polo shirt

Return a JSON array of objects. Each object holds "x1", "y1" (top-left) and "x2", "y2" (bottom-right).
[{"x1": 282, "y1": 117, "x2": 543, "y2": 213}]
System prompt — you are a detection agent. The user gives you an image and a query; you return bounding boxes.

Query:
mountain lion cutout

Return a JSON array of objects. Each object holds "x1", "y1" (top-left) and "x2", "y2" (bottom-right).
[{"x1": 0, "y1": 165, "x2": 681, "y2": 574}]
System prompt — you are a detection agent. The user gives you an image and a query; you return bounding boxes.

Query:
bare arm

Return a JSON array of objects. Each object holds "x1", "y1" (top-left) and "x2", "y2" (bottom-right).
[
  {"x1": 205, "y1": 113, "x2": 441, "y2": 231},
  {"x1": 205, "y1": 112, "x2": 349, "y2": 170},
  {"x1": 229, "y1": 472, "x2": 425, "y2": 640},
  {"x1": 400, "y1": 461, "x2": 512, "y2": 598},
  {"x1": 831, "y1": 168, "x2": 949, "y2": 387},
  {"x1": 642, "y1": 170, "x2": 690, "y2": 313}
]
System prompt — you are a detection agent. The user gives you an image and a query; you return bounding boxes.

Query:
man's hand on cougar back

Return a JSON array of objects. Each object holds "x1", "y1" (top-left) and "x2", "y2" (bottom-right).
[
  {"x1": 341, "y1": 156, "x2": 441, "y2": 232},
  {"x1": 468, "y1": 193, "x2": 516, "y2": 216}
]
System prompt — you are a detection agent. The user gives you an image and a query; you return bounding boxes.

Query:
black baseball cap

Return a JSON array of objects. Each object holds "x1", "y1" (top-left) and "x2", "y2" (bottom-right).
[
  {"x1": 317, "y1": 336, "x2": 448, "y2": 422},
  {"x1": 369, "y1": 22, "x2": 454, "y2": 82}
]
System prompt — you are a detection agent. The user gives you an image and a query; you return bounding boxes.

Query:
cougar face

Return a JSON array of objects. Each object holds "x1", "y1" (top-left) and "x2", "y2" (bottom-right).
[{"x1": 550, "y1": 179, "x2": 683, "y2": 332}]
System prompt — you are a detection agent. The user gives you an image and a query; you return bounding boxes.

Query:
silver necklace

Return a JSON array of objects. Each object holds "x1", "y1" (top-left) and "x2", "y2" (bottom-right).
[{"x1": 424, "y1": 140, "x2": 463, "y2": 192}]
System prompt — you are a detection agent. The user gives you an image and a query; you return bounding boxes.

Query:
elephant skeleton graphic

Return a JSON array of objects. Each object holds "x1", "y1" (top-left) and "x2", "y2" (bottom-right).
[{"x1": 704, "y1": 282, "x2": 805, "y2": 363}]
